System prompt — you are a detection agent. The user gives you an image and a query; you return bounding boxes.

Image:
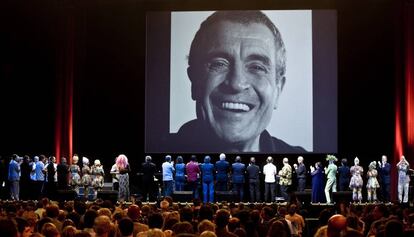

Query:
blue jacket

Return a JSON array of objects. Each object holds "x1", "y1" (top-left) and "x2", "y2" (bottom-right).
[
  {"x1": 8, "y1": 160, "x2": 21, "y2": 181},
  {"x1": 175, "y1": 163, "x2": 186, "y2": 177},
  {"x1": 215, "y1": 160, "x2": 230, "y2": 181},
  {"x1": 338, "y1": 165, "x2": 350, "y2": 183},
  {"x1": 232, "y1": 162, "x2": 246, "y2": 184},
  {"x1": 296, "y1": 163, "x2": 307, "y2": 179},
  {"x1": 201, "y1": 162, "x2": 214, "y2": 183}
]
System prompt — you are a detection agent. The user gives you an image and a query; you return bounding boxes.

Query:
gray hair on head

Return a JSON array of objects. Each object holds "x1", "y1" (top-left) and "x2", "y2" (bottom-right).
[
  {"x1": 267, "y1": 156, "x2": 273, "y2": 163},
  {"x1": 188, "y1": 11, "x2": 287, "y2": 81}
]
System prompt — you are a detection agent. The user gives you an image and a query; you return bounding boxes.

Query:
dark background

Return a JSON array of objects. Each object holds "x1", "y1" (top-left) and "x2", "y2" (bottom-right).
[{"x1": 0, "y1": 0, "x2": 396, "y2": 176}]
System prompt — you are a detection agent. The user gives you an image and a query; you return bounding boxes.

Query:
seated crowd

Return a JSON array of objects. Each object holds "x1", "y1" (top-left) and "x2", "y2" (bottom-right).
[{"x1": 0, "y1": 196, "x2": 414, "y2": 237}]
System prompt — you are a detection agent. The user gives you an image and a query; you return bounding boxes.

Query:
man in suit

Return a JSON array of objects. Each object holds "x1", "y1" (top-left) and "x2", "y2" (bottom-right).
[
  {"x1": 8, "y1": 154, "x2": 21, "y2": 201},
  {"x1": 294, "y1": 156, "x2": 306, "y2": 192},
  {"x1": 378, "y1": 155, "x2": 391, "y2": 202},
  {"x1": 247, "y1": 157, "x2": 260, "y2": 202},
  {"x1": 215, "y1": 153, "x2": 230, "y2": 191},
  {"x1": 232, "y1": 156, "x2": 246, "y2": 202},
  {"x1": 201, "y1": 156, "x2": 215, "y2": 203},
  {"x1": 338, "y1": 158, "x2": 350, "y2": 191},
  {"x1": 141, "y1": 156, "x2": 157, "y2": 201}
]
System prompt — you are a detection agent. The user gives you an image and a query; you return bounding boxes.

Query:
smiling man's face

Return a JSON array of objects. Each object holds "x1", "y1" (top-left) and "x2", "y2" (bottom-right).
[{"x1": 188, "y1": 21, "x2": 284, "y2": 151}]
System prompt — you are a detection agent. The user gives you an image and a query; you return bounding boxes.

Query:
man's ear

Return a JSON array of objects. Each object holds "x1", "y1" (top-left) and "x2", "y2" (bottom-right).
[
  {"x1": 273, "y1": 76, "x2": 286, "y2": 109},
  {"x1": 187, "y1": 66, "x2": 198, "y2": 101}
]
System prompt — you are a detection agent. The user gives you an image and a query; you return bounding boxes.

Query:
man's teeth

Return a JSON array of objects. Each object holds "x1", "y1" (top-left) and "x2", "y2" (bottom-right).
[{"x1": 221, "y1": 102, "x2": 250, "y2": 112}]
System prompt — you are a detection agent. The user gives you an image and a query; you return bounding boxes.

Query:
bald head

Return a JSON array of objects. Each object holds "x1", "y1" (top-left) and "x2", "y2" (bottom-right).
[
  {"x1": 327, "y1": 214, "x2": 347, "y2": 237},
  {"x1": 267, "y1": 156, "x2": 273, "y2": 163},
  {"x1": 250, "y1": 157, "x2": 255, "y2": 164}
]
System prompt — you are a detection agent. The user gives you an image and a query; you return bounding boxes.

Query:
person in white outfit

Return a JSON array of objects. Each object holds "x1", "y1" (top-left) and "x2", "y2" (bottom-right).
[
  {"x1": 397, "y1": 156, "x2": 410, "y2": 203},
  {"x1": 263, "y1": 156, "x2": 277, "y2": 202}
]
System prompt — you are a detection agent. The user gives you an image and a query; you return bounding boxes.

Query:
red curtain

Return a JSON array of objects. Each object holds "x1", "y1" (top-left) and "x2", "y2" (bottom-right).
[
  {"x1": 393, "y1": 0, "x2": 414, "y2": 200},
  {"x1": 54, "y1": 5, "x2": 76, "y2": 164}
]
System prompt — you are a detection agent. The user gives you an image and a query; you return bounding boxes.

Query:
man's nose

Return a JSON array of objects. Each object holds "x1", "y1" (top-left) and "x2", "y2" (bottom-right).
[{"x1": 224, "y1": 63, "x2": 250, "y2": 93}]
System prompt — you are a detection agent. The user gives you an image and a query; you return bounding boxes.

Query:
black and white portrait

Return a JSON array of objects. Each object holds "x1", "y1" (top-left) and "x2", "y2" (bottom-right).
[{"x1": 145, "y1": 10, "x2": 337, "y2": 153}]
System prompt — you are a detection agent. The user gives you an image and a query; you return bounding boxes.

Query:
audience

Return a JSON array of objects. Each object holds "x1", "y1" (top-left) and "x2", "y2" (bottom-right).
[{"x1": 0, "y1": 196, "x2": 411, "y2": 237}]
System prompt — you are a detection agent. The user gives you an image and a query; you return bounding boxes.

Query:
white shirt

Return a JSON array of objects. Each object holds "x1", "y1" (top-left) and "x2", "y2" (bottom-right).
[
  {"x1": 263, "y1": 163, "x2": 277, "y2": 183},
  {"x1": 162, "y1": 162, "x2": 175, "y2": 181},
  {"x1": 110, "y1": 164, "x2": 120, "y2": 183}
]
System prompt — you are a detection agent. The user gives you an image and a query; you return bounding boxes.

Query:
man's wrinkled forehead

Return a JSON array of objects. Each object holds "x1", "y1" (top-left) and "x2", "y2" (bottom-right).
[
  {"x1": 192, "y1": 21, "x2": 277, "y2": 67},
  {"x1": 201, "y1": 20, "x2": 275, "y2": 46}
]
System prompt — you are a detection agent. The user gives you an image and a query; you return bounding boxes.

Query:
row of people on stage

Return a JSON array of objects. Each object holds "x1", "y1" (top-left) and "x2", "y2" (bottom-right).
[
  {"x1": 142, "y1": 153, "x2": 411, "y2": 204},
  {"x1": 6, "y1": 154, "x2": 68, "y2": 201},
  {"x1": 4, "y1": 153, "x2": 131, "y2": 202},
  {"x1": 140, "y1": 153, "x2": 304, "y2": 203},
  {"x1": 67, "y1": 154, "x2": 132, "y2": 202},
  {"x1": 316, "y1": 155, "x2": 411, "y2": 204}
]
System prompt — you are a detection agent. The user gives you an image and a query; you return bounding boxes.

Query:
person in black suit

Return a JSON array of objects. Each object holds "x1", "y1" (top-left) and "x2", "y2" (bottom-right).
[
  {"x1": 246, "y1": 157, "x2": 260, "y2": 202},
  {"x1": 377, "y1": 155, "x2": 391, "y2": 202},
  {"x1": 294, "y1": 156, "x2": 306, "y2": 192},
  {"x1": 57, "y1": 157, "x2": 69, "y2": 190},
  {"x1": 338, "y1": 158, "x2": 350, "y2": 191},
  {"x1": 141, "y1": 156, "x2": 157, "y2": 201}
]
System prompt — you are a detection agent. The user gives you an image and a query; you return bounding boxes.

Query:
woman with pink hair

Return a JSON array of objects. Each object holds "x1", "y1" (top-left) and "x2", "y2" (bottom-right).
[{"x1": 116, "y1": 154, "x2": 131, "y2": 201}]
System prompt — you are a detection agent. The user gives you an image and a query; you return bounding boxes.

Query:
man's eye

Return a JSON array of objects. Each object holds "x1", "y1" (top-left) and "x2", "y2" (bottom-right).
[
  {"x1": 247, "y1": 63, "x2": 268, "y2": 74},
  {"x1": 206, "y1": 61, "x2": 229, "y2": 72}
]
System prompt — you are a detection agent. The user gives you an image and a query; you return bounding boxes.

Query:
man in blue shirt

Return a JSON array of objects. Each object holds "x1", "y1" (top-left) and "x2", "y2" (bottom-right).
[
  {"x1": 232, "y1": 156, "x2": 246, "y2": 202},
  {"x1": 8, "y1": 154, "x2": 21, "y2": 201},
  {"x1": 162, "y1": 155, "x2": 175, "y2": 197},
  {"x1": 35, "y1": 155, "x2": 46, "y2": 199},
  {"x1": 201, "y1": 156, "x2": 215, "y2": 203},
  {"x1": 215, "y1": 153, "x2": 230, "y2": 191}
]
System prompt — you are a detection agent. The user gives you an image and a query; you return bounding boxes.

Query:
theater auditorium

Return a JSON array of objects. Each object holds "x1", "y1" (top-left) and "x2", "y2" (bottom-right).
[{"x1": 1, "y1": 1, "x2": 414, "y2": 237}]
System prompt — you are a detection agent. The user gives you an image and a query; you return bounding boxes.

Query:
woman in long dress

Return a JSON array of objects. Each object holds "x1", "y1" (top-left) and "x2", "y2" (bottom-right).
[
  {"x1": 91, "y1": 159, "x2": 105, "y2": 199},
  {"x1": 366, "y1": 161, "x2": 380, "y2": 202},
  {"x1": 311, "y1": 162, "x2": 326, "y2": 203},
  {"x1": 69, "y1": 155, "x2": 81, "y2": 195},
  {"x1": 349, "y1": 157, "x2": 364, "y2": 202},
  {"x1": 116, "y1": 154, "x2": 131, "y2": 202}
]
